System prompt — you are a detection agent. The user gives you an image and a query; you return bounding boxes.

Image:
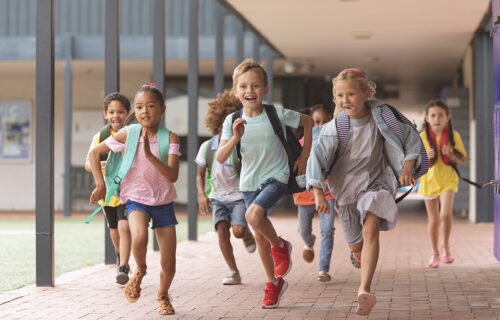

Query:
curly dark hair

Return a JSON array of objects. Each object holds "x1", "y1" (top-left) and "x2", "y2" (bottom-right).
[
  {"x1": 205, "y1": 90, "x2": 242, "y2": 136},
  {"x1": 103, "y1": 92, "x2": 131, "y2": 113}
]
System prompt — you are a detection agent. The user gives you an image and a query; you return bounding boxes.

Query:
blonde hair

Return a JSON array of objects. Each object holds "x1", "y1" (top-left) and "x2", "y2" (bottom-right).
[
  {"x1": 332, "y1": 68, "x2": 376, "y2": 116},
  {"x1": 232, "y1": 58, "x2": 268, "y2": 89},
  {"x1": 205, "y1": 90, "x2": 242, "y2": 136}
]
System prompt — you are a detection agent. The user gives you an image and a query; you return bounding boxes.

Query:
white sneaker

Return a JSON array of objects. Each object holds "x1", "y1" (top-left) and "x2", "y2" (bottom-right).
[
  {"x1": 222, "y1": 270, "x2": 241, "y2": 285},
  {"x1": 242, "y1": 229, "x2": 256, "y2": 253}
]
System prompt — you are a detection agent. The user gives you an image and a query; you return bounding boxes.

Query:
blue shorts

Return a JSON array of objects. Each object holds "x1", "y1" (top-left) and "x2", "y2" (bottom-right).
[
  {"x1": 211, "y1": 199, "x2": 248, "y2": 230},
  {"x1": 125, "y1": 200, "x2": 178, "y2": 229},
  {"x1": 242, "y1": 178, "x2": 287, "y2": 216}
]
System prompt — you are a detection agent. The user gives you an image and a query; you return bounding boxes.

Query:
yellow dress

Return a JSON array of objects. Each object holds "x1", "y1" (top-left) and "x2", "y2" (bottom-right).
[
  {"x1": 418, "y1": 130, "x2": 466, "y2": 197},
  {"x1": 86, "y1": 129, "x2": 121, "y2": 207}
]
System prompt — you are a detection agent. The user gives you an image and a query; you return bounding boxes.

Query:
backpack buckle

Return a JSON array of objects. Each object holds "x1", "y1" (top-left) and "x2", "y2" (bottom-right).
[{"x1": 114, "y1": 176, "x2": 122, "y2": 184}]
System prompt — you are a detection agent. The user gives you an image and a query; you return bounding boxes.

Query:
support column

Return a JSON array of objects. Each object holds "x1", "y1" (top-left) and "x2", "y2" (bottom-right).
[
  {"x1": 104, "y1": 0, "x2": 120, "y2": 264},
  {"x1": 252, "y1": 33, "x2": 260, "y2": 62},
  {"x1": 36, "y1": 0, "x2": 55, "y2": 287},
  {"x1": 214, "y1": 0, "x2": 225, "y2": 95},
  {"x1": 187, "y1": 0, "x2": 199, "y2": 241},
  {"x1": 63, "y1": 35, "x2": 73, "y2": 218},
  {"x1": 265, "y1": 47, "x2": 274, "y2": 104},
  {"x1": 152, "y1": 0, "x2": 166, "y2": 252},
  {"x1": 235, "y1": 19, "x2": 244, "y2": 65}
]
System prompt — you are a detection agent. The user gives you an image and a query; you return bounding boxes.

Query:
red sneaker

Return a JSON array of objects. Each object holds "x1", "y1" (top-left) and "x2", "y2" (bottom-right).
[
  {"x1": 261, "y1": 278, "x2": 288, "y2": 309},
  {"x1": 270, "y1": 237, "x2": 292, "y2": 278}
]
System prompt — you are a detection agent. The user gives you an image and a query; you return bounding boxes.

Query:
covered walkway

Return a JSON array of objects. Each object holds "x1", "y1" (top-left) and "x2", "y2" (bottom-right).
[{"x1": 1, "y1": 201, "x2": 499, "y2": 319}]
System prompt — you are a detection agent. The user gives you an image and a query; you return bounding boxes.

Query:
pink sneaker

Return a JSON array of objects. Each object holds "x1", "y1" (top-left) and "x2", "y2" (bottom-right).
[
  {"x1": 270, "y1": 237, "x2": 292, "y2": 278},
  {"x1": 261, "y1": 278, "x2": 288, "y2": 309}
]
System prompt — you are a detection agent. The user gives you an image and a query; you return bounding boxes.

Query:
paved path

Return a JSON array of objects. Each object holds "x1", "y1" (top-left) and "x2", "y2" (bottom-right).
[{"x1": 1, "y1": 201, "x2": 500, "y2": 319}]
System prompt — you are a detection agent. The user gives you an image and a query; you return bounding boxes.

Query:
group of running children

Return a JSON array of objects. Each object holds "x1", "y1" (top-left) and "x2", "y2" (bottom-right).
[{"x1": 86, "y1": 58, "x2": 467, "y2": 316}]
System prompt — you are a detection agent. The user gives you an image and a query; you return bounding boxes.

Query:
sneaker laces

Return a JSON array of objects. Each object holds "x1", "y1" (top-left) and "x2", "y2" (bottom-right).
[
  {"x1": 263, "y1": 283, "x2": 277, "y2": 302},
  {"x1": 271, "y1": 246, "x2": 288, "y2": 260}
]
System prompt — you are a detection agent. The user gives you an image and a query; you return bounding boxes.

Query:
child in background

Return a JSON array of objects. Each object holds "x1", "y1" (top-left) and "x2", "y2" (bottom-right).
[
  {"x1": 216, "y1": 59, "x2": 313, "y2": 309},
  {"x1": 85, "y1": 92, "x2": 132, "y2": 285},
  {"x1": 88, "y1": 84, "x2": 180, "y2": 315},
  {"x1": 195, "y1": 90, "x2": 256, "y2": 285},
  {"x1": 293, "y1": 104, "x2": 336, "y2": 282},
  {"x1": 307, "y1": 68, "x2": 425, "y2": 315},
  {"x1": 418, "y1": 99, "x2": 467, "y2": 268}
]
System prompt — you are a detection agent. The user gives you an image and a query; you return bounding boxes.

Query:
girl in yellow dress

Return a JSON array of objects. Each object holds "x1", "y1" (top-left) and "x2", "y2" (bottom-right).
[{"x1": 418, "y1": 99, "x2": 467, "y2": 268}]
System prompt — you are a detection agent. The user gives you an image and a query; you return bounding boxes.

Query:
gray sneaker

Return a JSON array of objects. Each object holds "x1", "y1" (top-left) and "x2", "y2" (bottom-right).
[
  {"x1": 242, "y1": 229, "x2": 256, "y2": 253},
  {"x1": 222, "y1": 270, "x2": 241, "y2": 285},
  {"x1": 116, "y1": 265, "x2": 130, "y2": 285}
]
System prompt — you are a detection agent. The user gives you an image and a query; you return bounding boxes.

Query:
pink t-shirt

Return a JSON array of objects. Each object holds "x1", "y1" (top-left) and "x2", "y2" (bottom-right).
[{"x1": 105, "y1": 126, "x2": 181, "y2": 206}]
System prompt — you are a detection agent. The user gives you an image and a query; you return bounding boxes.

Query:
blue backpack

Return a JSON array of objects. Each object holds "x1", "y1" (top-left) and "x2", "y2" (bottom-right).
[{"x1": 85, "y1": 124, "x2": 170, "y2": 223}]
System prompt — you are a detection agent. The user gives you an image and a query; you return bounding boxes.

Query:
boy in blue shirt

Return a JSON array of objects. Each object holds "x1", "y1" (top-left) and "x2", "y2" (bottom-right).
[{"x1": 216, "y1": 59, "x2": 313, "y2": 308}]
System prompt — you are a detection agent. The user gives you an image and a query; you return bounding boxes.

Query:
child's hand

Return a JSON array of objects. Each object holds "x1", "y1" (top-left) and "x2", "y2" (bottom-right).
[
  {"x1": 293, "y1": 153, "x2": 308, "y2": 176},
  {"x1": 198, "y1": 194, "x2": 211, "y2": 215},
  {"x1": 142, "y1": 128, "x2": 153, "y2": 158},
  {"x1": 100, "y1": 161, "x2": 106, "y2": 171},
  {"x1": 441, "y1": 145, "x2": 452, "y2": 158},
  {"x1": 428, "y1": 147, "x2": 436, "y2": 160},
  {"x1": 398, "y1": 167, "x2": 415, "y2": 187},
  {"x1": 232, "y1": 118, "x2": 246, "y2": 140},
  {"x1": 314, "y1": 189, "x2": 330, "y2": 214},
  {"x1": 89, "y1": 184, "x2": 106, "y2": 205}
]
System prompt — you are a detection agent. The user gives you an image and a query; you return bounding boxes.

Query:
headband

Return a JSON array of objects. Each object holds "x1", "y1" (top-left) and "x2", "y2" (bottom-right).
[
  {"x1": 342, "y1": 69, "x2": 365, "y2": 79},
  {"x1": 142, "y1": 83, "x2": 157, "y2": 88}
]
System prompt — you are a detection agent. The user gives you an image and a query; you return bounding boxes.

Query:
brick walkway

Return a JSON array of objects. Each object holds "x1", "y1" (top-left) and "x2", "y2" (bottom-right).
[{"x1": 1, "y1": 201, "x2": 499, "y2": 319}]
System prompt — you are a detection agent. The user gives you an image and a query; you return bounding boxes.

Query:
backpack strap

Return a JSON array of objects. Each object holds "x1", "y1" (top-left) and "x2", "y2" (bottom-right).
[
  {"x1": 326, "y1": 112, "x2": 349, "y2": 175},
  {"x1": 204, "y1": 136, "x2": 216, "y2": 174},
  {"x1": 231, "y1": 149, "x2": 241, "y2": 177},
  {"x1": 99, "y1": 124, "x2": 111, "y2": 161},
  {"x1": 86, "y1": 124, "x2": 141, "y2": 223},
  {"x1": 231, "y1": 110, "x2": 243, "y2": 161},
  {"x1": 156, "y1": 126, "x2": 170, "y2": 163},
  {"x1": 264, "y1": 104, "x2": 294, "y2": 168}
]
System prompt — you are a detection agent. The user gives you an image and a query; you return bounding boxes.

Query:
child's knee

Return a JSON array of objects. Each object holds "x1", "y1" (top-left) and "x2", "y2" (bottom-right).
[
  {"x1": 245, "y1": 206, "x2": 264, "y2": 226},
  {"x1": 232, "y1": 225, "x2": 245, "y2": 238},
  {"x1": 118, "y1": 221, "x2": 130, "y2": 234}
]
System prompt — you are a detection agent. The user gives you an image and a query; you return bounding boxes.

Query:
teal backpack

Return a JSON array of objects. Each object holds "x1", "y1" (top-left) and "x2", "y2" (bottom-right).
[
  {"x1": 85, "y1": 124, "x2": 170, "y2": 223},
  {"x1": 203, "y1": 134, "x2": 241, "y2": 196}
]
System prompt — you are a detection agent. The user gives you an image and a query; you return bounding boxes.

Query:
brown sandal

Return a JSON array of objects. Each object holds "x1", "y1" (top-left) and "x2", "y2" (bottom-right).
[
  {"x1": 124, "y1": 265, "x2": 147, "y2": 303},
  {"x1": 158, "y1": 292, "x2": 175, "y2": 315}
]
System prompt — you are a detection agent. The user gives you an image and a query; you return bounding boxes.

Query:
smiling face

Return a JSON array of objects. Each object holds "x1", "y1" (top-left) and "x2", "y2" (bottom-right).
[
  {"x1": 134, "y1": 91, "x2": 165, "y2": 129},
  {"x1": 312, "y1": 109, "x2": 331, "y2": 127},
  {"x1": 233, "y1": 69, "x2": 269, "y2": 111},
  {"x1": 104, "y1": 100, "x2": 129, "y2": 132},
  {"x1": 425, "y1": 106, "x2": 450, "y2": 135},
  {"x1": 334, "y1": 79, "x2": 370, "y2": 119}
]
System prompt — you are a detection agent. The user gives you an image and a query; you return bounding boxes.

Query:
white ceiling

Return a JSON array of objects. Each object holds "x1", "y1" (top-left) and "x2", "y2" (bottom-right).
[{"x1": 227, "y1": 0, "x2": 491, "y2": 85}]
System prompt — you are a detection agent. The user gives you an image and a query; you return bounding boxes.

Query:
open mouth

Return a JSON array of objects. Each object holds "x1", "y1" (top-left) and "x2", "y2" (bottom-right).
[{"x1": 245, "y1": 96, "x2": 257, "y2": 102}]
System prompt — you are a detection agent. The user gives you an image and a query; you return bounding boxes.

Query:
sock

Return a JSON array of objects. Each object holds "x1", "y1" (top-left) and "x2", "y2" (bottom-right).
[
  {"x1": 274, "y1": 280, "x2": 279, "y2": 286},
  {"x1": 279, "y1": 240, "x2": 284, "y2": 248}
]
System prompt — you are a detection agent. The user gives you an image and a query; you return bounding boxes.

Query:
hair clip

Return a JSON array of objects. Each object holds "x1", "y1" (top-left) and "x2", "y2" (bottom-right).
[{"x1": 142, "y1": 83, "x2": 157, "y2": 88}]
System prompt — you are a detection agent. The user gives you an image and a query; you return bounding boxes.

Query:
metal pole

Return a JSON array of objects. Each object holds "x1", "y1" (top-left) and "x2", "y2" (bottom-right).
[
  {"x1": 187, "y1": 0, "x2": 199, "y2": 241},
  {"x1": 265, "y1": 47, "x2": 274, "y2": 104},
  {"x1": 152, "y1": 0, "x2": 166, "y2": 251},
  {"x1": 35, "y1": 0, "x2": 55, "y2": 287},
  {"x1": 214, "y1": 0, "x2": 225, "y2": 95},
  {"x1": 104, "y1": 0, "x2": 120, "y2": 264},
  {"x1": 235, "y1": 19, "x2": 244, "y2": 65},
  {"x1": 63, "y1": 35, "x2": 73, "y2": 218},
  {"x1": 252, "y1": 33, "x2": 260, "y2": 62}
]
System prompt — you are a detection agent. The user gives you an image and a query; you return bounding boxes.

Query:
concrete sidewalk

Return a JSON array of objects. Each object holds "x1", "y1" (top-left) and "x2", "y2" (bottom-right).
[{"x1": 1, "y1": 201, "x2": 499, "y2": 319}]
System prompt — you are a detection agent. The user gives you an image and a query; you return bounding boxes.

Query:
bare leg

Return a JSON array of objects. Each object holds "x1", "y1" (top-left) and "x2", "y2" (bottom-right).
[
  {"x1": 254, "y1": 230, "x2": 276, "y2": 283},
  {"x1": 216, "y1": 221, "x2": 238, "y2": 271},
  {"x1": 425, "y1": 198, "x2": 440, "y2": 254},
  {"x1": 245, "y1": 204, "x2": 280, "y2": 247},
  {"x1": 439, "y1": 190, "x2": 455, "y2": 256},
  {"x1": 155, "y1": 225, "x2": 177, "y2": 295},
  {"x1": 128, "y1": 211, "x2": 149, "y2": 268},
  {"x1": 109, "y1": 228, "x2": 120, "y2": 254},
  {"x1": 358, "y1": 212, "x2": 380, "y2": 294},
  {"x1": 118, "y1": 220, "x2": 131, "y2": 266}
]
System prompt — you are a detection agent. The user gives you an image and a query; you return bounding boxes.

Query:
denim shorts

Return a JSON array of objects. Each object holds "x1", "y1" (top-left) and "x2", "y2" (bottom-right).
[
  {"x1": 242, "y1": 177, "x2": 287, "y2": 215},
  {"x1": 211, "y1": 199, "x2": 247, "y2": 230},
  {"x1": 125, "y1": 200, "x2": 178, "y2": 229}
]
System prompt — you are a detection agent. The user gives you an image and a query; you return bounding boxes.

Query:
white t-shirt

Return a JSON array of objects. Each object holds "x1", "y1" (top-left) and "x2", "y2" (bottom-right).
[
  {"x1": 195, "y1": 136, "x2": 243, "y2": 202},
  {"x1": 221, "y1": 105, "x2": 300, "y2": 192}
]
